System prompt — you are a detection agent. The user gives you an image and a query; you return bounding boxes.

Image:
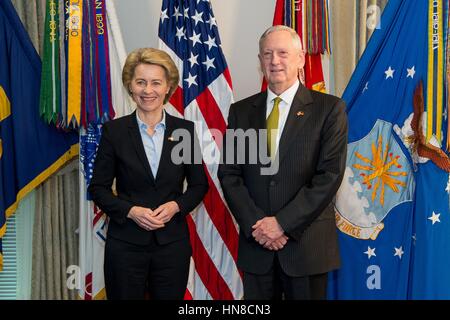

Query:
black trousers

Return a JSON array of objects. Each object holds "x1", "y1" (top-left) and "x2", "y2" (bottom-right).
[
  {"x1": 243, "y1": 254, "x2": 328, "y2": 300},
  {"x1": 104, "y1": 235, "x2": 191, "y2": 300}
]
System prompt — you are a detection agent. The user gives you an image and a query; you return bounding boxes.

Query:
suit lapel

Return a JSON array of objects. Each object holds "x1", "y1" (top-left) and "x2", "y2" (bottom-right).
[
  {"x1": 251, "y1": 92, "x2": 268, "y2": 131},
  {"x1": 127, "y1": 111, "x2": 156, "y2": 185},
  {"x1": 277, "y1": 85, "x2": 313, "y2": 164},
  {"x1": 250, "y1": 92, "x2": 269, "y2": 167}
]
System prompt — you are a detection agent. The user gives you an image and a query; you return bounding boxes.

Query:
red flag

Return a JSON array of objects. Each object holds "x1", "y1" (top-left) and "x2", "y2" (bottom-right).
[
  {"x1": 305, "y1": 53, "x2": 326, "y2": 92},
  {"x1": 264, "y1": 0, "x2": 327, "y2": 93}
]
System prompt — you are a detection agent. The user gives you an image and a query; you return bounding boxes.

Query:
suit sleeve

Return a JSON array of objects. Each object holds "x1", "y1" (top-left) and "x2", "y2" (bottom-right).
[
  {"x1": 218, "y1": 104, "x2": 266, "y2": 239},
  {"x1": 276, "y1": 99, "x2": 348, "y2": 241},
  {"x1": 174, "y1": 122, "x2": 209, "y2": 216},
  {"x1": 88, "y1": 123, "x2": 133, "y2": 225}
]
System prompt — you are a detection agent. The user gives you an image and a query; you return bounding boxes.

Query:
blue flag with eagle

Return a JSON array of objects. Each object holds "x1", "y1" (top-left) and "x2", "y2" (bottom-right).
[{"x1": 328, "y1": 0, "x2": 450, "y2": 299}]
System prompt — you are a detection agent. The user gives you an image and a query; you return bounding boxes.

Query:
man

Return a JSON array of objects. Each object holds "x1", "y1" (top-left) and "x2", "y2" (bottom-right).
[{"x1": 218, "y1": 25, "x2": 347, "y2": 300}]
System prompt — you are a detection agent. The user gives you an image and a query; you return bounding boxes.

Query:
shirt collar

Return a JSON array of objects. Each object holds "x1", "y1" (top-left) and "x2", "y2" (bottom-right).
[
  {"x1": 136, "y1": 110, "x2": 166, "y2": 131},
  {"x1": 267, "y1": 79, "x2": 300, "y2": 106}
]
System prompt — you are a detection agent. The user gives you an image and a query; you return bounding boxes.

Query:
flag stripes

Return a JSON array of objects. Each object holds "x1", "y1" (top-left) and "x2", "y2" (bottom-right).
[{"x1": 159, "y1": 0, "x2": 243, "y2": 299}]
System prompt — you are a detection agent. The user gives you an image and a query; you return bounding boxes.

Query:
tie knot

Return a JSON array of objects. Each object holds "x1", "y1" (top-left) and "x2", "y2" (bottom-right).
[{"x1": 273, "y1": 97, "x2": 282, "y2": 107}]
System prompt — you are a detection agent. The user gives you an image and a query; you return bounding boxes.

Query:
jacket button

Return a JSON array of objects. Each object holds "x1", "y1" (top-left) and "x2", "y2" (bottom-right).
[{"x1": 270, "y1": 180, "x2": 276, "y2": 187}]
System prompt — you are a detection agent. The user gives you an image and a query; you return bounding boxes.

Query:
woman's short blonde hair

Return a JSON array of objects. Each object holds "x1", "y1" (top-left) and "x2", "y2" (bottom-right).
[{"x1": 122, "y1": 48, "x2": 179, "y2": 104}]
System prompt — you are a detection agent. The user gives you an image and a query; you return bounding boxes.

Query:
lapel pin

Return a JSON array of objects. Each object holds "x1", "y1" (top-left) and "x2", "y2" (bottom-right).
[
  {"x1": 168, "y1": 136, "x2": 175, "y2": 141},
  {"x1": 297, "y1": 111, "x2": 305, "y2": 117}
]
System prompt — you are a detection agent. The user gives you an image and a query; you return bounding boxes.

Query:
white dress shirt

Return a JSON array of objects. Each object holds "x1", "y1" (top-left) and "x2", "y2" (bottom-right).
[{"x1": 136, "y1": 111, "x2": 166, "y2": 178}]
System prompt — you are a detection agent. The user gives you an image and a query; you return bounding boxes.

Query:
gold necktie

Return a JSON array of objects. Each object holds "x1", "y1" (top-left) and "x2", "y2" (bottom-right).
[{"x1": 267, "y1": 97, "x2": 281, "y2": 159}]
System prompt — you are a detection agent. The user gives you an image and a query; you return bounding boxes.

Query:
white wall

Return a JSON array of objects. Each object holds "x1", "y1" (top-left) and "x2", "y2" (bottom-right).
[{"x1": 113, "y1": 0, "x2": 276, "y2": 101}]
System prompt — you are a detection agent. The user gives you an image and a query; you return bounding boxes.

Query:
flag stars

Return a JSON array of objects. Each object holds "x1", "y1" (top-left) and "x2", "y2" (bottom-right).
[
  {"x1": 188, "y1": 52, "x2": 199, "y2": 68},
  {"x1": 385, "y1": 66, "x2": 395, "y2": 79},
  {"x1": 407, "y1": 66, "x2": 416, "y2": 79},
  {"x1": 394, "y1": 246, "x2": 404, "y2": 259},
  {"x1": 160, "y1": 8, "x2": 169, "y2": 23},
  {"x1": 191, "y1": 10, "x2": 204, "y2": 26},
  {"x1": 364, "y1": 246, "x2": 376, "y2": 259},
  {"x1": 428, "y1": 211, "x2": 441, "y2": 225},
  {"x1": 175, "y1": 26, "x2": 186, "y2": 41},
  {"x1": 173, "y1": 6, "x2": 183, "y2": 19},
  {"x1": 189, "y1": 31, "x2": 202, "y2": 47},
  {"x1": 184, "y1": 8, "x2": 190, "y2": 19},
  {"x1": 206, "y1": 15, "x2": 217, "y2": 29},
  {"x1": 384, "y1": 66, "x2": 395, "y2": 79},
  {"x1": 184, "y1": 72, "x2": 198, "y2": 88},
  {"x1": 204, "y1": 35, "x2": 218, "y2": 50},
  {"x1": 362, "y1": 82, "x2": 369, "y2": 93},
  {"x1": 202, "y1": 55, "x2": 215, "y2": 70}
]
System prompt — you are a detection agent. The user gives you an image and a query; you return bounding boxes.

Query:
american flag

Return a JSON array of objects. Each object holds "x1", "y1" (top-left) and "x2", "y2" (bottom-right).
[{"x1": 158, "y1": 0, "x2": 243, "y2": 299}]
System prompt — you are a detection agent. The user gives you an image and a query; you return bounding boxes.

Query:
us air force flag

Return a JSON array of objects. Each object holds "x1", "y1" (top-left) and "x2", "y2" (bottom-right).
[{"x1": 328, "y1": 0, "x2": 450, "y2": 299}]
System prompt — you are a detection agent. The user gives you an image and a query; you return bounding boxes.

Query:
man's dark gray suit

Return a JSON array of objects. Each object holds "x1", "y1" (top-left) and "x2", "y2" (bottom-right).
[{"x1": 218, "y1": 84, "x2": 348, "y2": 296}]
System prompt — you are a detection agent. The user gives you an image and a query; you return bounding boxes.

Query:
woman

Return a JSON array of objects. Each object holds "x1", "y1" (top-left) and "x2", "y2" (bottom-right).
[{"x1": 88, "y1": 48, "x2": 208, "y2": 300}]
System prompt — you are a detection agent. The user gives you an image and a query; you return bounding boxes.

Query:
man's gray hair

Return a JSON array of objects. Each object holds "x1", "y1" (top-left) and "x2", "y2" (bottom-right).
[{"x1": 259, "y1": 25, "x2": 303, "y2": 52}]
